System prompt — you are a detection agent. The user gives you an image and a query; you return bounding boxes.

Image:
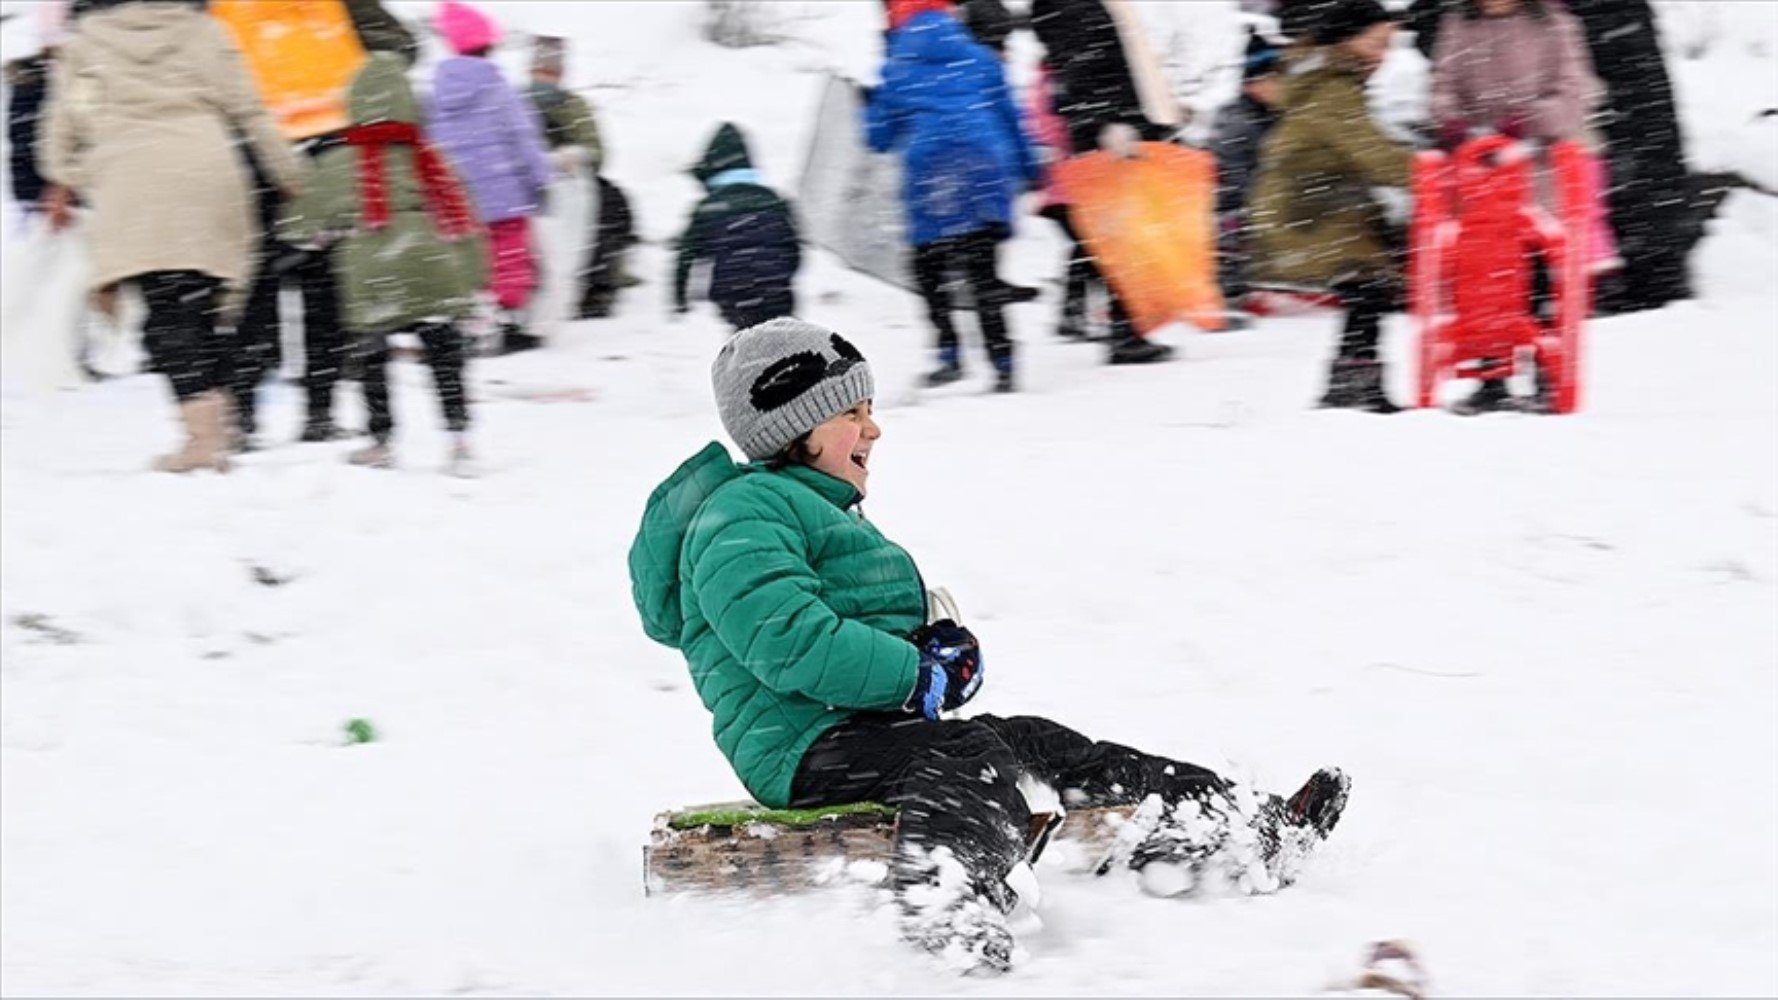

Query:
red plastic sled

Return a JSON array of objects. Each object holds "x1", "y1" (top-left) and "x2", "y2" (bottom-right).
[{"x1": 1410, "y1": 136, "x2": 1591, "y2": 414}]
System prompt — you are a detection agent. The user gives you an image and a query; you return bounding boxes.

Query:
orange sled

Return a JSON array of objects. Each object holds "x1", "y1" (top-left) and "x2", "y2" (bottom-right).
[{"x1": 1055, "y1": 143, "x2": 1225, "y2": 334}]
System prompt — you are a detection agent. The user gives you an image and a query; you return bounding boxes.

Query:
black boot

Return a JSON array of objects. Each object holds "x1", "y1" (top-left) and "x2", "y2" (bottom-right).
[
  {"x1": 1318, "y1": 358, "x2": 1401, "y2": 413},
  {"x1": 925, "y1": 347, "x2": 965, "y2": 387},
  {"x1": 499, "y1": 324, "x2": 543, "y2": 355},
  {"x1": 1283, "y1": 767, "x2": 1350, "y2": 838},
  {"x1": 298, "y1": 416, "x2": 346, "y2": 442},
  {"x1": 1108, "y1": 335, "x2": 1173, "y2": 365},
  {"x1": 1450, "y1": 377, "x2": 1512, "y2": 416},
  {"x1": 991, "y1": 349, "x2": 1015, "y2": 393}
]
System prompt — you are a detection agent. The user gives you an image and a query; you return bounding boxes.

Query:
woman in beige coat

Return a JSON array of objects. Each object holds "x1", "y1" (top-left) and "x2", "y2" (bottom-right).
[{"x1": 40, "y1": 0, "x2": 304, "y2": 472}]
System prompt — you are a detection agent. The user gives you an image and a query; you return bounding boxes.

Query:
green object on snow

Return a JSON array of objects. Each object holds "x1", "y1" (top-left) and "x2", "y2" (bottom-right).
[
  {"x1": 667, "y1": 801, "x2": 898, "y2": 831},
  {"x1": 343, "y1": 718, "x2": 378, "y2": 745}
]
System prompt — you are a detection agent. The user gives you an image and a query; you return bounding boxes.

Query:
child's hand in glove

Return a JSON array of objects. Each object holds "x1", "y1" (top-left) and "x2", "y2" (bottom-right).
[{"x1": 903, "y1": 620, "x2": 984, "y2": 720}]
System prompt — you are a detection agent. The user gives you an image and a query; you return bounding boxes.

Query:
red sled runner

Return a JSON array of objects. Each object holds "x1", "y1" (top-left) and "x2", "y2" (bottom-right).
[{"x1": 1410, "y1": 136, "x2": 1592, "y2": 414}]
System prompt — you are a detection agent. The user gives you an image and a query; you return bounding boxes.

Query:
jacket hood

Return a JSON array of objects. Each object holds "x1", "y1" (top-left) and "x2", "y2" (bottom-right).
[
  {"x1": 79, "y1": 2, "x2": 205, "y2": 65},
  {"x1": 691, "y1": 122, "x2": 754, "y2": 187},
  {"x1": 432, "y1": 55, "x2": 507, "y2": 116},
  {"x1": 1279, "y1": 47, "x2": 1371, "y2": 111},
  {"x1": 629, "y1": 443, "x2": 743, "y2": 648},
  {"x1": 349, "y1": 52, "x2": 420, "y2": 125},
  {"x1": 889, "y1": 8, "x2": 983, "y2": 65}
]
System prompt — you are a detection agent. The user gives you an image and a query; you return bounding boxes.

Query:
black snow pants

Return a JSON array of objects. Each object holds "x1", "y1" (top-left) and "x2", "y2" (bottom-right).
[
  {"x1": 579, "y1": 176, "x2": 636, "y2": 316},
  {"x1": 357, "y1": 321, "x2": 471, "y2": 442},
  {"x1": 1046, "y1": 205, "x2": 1135, "y2": 337},
  {"x1": 790, "y1": 712, "x2": 1231, "y2": 905},
  {"x1": 719, "y1": 291, "x2": 797, "y2": 333},
  {"x1": 232, "y1": 154, "x2": 348, "y2": 432},
  {"x1": 911, "y1": 229, "x2": 1014, "y2": 369},
  {"x1": 138, "y1": 270, "x2": 226, "y2": 402}
]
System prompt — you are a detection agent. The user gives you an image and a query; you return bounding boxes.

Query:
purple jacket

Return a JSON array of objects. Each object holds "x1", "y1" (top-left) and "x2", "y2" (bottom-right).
[
  {"x1": 425, "y1": 56, "x2": 551, "y2": 224},
  {"x1": 1428, "y1": 5, "x2": 1596, "y2": 142}
]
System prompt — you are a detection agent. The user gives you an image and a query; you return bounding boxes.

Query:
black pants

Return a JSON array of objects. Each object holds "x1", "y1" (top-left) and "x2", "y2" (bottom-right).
[
  {"x1": 791, "y1": 712, "x2": 1229, "y2": 902},
  {"x1": 357, "y1": 322, "x2": 470, "y2": 441},
  {"x1": 579, "y1": 176, "x2": 635, "y2": 314},
  {"x1": 232, "y1": 188, "x2": 347, "y2": 430},
  {"x1": 1331, "y1": 275, "x2": 1399, "y2": 362},
  {"x1": 910, "y1": 230, "x2": 1013, "y2": 368},
  {"x1": 138, "y1": 271, "x2": 226, "y2": 402},
  {"x1": 1046, "y1": 205, "x2": 1134, "y2": 337},
  {"x1": 719, "y1": 291, "x2": 796, "y2": 332}
]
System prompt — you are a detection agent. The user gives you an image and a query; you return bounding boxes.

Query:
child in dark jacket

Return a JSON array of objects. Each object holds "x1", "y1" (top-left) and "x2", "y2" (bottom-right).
[
  {"x1": 1210, "y1": 31, "x2": 1284, "y2": 303},
  {"x1": 672, "y1": 123, "x2": 801, "y2": 331},
  {"x1": 279, "y1": 54, "x2": 490, "y2": 476}
]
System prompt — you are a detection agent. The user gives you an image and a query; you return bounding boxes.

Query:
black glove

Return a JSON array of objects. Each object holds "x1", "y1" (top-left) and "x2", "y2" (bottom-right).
[{"x1": 911, "y1": 620, "x2": 983, "y2": 712}]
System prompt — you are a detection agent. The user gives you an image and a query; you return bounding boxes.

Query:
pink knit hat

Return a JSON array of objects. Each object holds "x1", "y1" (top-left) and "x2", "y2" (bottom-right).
[{"x1": 434, "y1": 0, "x2": 501, "y2": 56}]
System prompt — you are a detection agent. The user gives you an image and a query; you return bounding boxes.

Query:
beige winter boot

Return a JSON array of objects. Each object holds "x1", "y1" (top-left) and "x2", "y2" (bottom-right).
[{"x1": 153, "y1": 390, "x2": 231, "y2": 474}]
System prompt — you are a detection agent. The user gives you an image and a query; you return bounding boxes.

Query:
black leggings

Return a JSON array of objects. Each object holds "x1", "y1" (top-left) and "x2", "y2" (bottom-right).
[
  {"x1": 357, "y1": 322, "x2": 470, "y2": 440},
  {"x1": 233, "y1": 158, "x2": 348, "y2": 427},
  {"x1": 791, "y1": 712, "x2": 1230, "y2": 900},
  {"x1": 1331, "y1": 275, "x2": 1398, "y2": 362},
  {"x1": 1046, "y1": 205, "x2": 1134, "y2": 334},
  {"x1": 911, "y1": 230, "x2": 1012, "y2": 365},
  {"x1": 138, "y1": 270, "x2": 225, "y2": 402}
]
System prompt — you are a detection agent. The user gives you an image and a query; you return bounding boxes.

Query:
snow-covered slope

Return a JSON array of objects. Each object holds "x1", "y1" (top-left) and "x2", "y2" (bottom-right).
[{"x1": 2, "y1": 2, "x2": 1776, "y2": 995}]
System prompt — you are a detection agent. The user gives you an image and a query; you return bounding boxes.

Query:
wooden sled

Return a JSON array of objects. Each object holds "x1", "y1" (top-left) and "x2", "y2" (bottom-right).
[{"x1": 644, "y1": 800, "x2": 1139, "y2": 897}]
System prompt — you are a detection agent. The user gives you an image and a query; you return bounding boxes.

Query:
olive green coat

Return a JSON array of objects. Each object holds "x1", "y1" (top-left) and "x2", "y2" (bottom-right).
[
  {"x1": 1248, "y1": 48, "x2": 1414, "y2": 287},
  {"x1": 277, "y1": 54, "x2": 488, "y2": 334}
]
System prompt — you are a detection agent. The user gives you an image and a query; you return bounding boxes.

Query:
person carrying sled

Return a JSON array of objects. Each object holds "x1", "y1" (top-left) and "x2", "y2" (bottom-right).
[
  {"x1": 39, "y1": 0, "x2": 306, "y2": 472},
  {"x1": 628, "y1": 316, "x2": 1350, "y2": 974},
  {"x1": 526, "y1": 35, "x2": 638, "y2": 322},
  {"x1": 864, "y1": 0, "x2": 1038, "y2": 393},
  {"x1": 1427, "y1": 0, "x2": 1598, "y2": 414},
  {"x1": 211, "y1": 0, "x2": 417, "y2": 448},
  {"x1": 426, "y1": 0, "x2": 551, "y2": 354},
  {"x1": 1210, "y1": 30, "x2": 1285, "y2": 308},
  {"x1": 1248, "y1": 0, "x2": 1413, "y2": 413},
  {"x1": 671, "y1": 123, "x2": 800, "y2": 332},
  {"x1": 279, "y1": 53, "x2": 489, "y2": 476},
  {"x1": 1029, "y1": 0, "x2": 1182, "y2": 365}
]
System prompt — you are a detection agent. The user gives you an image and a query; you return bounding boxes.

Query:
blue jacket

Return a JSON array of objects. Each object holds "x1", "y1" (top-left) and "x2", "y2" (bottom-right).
[{"x1": 865, "y1": 10, "x2": 1037, "y2": 247}]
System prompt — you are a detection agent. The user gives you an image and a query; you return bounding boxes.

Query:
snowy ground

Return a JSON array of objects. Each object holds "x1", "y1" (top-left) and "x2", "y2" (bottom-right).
[{"x1": 3, "y1": 2, "x2": 1777, "y2": 996}]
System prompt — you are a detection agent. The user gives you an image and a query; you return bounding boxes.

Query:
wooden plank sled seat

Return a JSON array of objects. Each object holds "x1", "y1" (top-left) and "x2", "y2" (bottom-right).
[{"x1": 644, "y1": 800, "x2": 1141, "y2": 896}]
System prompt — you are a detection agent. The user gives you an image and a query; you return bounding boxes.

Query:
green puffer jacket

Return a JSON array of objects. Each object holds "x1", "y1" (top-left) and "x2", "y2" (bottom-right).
[
  {"x1": 1247, "y1": 47, "x2": 1414, "y2": 288},
  {"x1": 629, "y1": 443, "x2": 925, "y2": 807},
  {"x1": 277, "y1": 53, "x2": 489, "y2": 334}
]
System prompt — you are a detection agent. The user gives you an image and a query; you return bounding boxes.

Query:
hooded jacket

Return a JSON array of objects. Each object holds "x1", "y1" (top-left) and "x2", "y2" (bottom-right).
[
  {"x1": 1246, "y1": 47, "x2": 1413, "y2": 287},
  {"x1": 628, "y1": 444, "x2": 926, "y2": 808},
  {"x1": 672, "y1": 123, "x2": 800, "y2": 314},
  {"x1": 40, "y1": 0, "x2": 304, "y2": 297},
  {"x1": 865, "y1": 8, "x2": 1036, "y2": 247},
  {"x1": 278, "y1": 53, "x2": 489, "y2": 334},
  {"x1": 425, "y1": 55, "x2": 551, "y2": 224}
]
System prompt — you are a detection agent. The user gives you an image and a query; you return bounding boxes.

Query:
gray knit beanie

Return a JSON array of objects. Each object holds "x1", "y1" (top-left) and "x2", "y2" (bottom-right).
[{"x1": 712, "y1": 317, "x2": 876, "y2": 461}]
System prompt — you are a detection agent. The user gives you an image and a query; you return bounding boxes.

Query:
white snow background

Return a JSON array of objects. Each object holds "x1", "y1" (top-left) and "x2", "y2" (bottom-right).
[{"x1": 1, "y1": 1, "x2": 1775, "y2": 995}]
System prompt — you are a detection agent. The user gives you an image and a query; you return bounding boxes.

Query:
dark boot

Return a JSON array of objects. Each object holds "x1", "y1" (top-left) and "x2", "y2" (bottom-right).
[
  {"x1": 990, "y1": 347, "x2": 1015, "y2": 393},
  {"x1": 1000, "y1": 280, "x2": 1040, "y2": 305},
  {"x1": 298, "y1": 417, "x2": 347, "y2": 442},
  {"x1": 1108, "y1": 335, "x2": 1174, "y2": 365},
  {"x1": 499, "y1": 324, "x2": 543, "y2": 355},
  {"x1": 1318, "y1": 359, "x2": 1401, "y2": 413},
  {"x1": 925, "y1": 348, "x2": 965, "y2": 387},
  {"x1": 1450, "y1": 377, "x2": 1512, "y2": 416}
]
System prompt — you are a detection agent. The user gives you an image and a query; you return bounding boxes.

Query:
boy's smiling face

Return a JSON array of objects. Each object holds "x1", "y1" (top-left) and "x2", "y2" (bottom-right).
[{"x1": 804, "y1": 401, "x2": 880, "y2": 497}]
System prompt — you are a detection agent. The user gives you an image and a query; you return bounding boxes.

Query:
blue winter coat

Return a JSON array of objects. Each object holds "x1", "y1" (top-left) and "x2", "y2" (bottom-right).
[{"x1": 865, "y1": 10, "x2": 1037, "y2": 247}]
